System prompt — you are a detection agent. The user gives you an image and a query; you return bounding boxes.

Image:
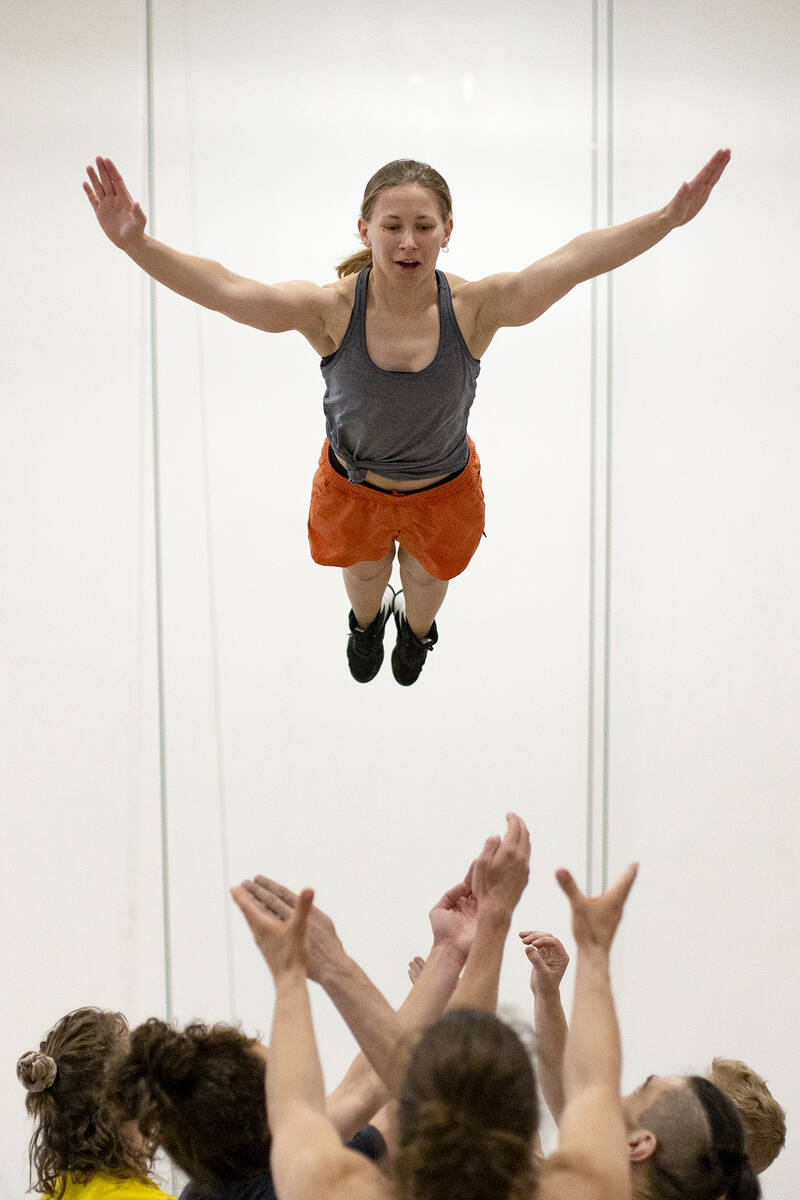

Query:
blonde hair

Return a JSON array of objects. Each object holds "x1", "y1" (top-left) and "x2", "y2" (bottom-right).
[
  {"x1": 708, "y1": 1058, "x2": 786, "y2": 1175},
  {"x1": 336, "y1": 159, "x2": 453, "y2": 279}
]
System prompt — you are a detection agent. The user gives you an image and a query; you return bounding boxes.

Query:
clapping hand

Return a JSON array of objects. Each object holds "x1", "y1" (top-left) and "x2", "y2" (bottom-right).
[
  {"x1": 240, "y1": 875, "x2": 346, "y2": 984},
  {"x1": 232, "y1": 881, "x2": 314, "y2": 980},
  {"x1": 468, "y1": 812, "x2": 531, "y2": 916},
  {"x1": 428, "y1": 880, "x2": 478, "y2": 959}
]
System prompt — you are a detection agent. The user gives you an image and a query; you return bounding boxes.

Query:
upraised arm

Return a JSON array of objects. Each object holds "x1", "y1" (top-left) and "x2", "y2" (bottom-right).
[
  {"x1": 232, "y1": 885, "x2": 386, "y2": 1200},
  {"x1": 244, "y1": 873, "x2": 474, "y2": 1099},
  {"x1": 539, "y1": 865, "x2": 637, "y2": 1200},
  {"x1": 470, "y1": 149, "x2": 730, "y2": 345},
  {"x1": 244, "y1": 877, "x2": 405, "y2": 1094},
  {"x1": 519, "y1": 930, "x2": 570, "y2": 1124},
  {"x1": 83, "y1": 155, "x2": 330, "y2": 337},
  {"x1": 449, "y1": 812, "x2": 531, "y2": 1012}
]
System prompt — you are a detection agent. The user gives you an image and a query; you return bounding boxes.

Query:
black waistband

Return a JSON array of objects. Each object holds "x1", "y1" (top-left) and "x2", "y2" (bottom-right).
[{"x1": 327, "y1": 443, "x2": 465, "y2": 493}]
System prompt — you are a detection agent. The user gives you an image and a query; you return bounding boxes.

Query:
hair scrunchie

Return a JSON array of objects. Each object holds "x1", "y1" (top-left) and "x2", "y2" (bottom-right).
[{"x1": 17, "y1": 1051, "x2": 58, "y2": 1092}]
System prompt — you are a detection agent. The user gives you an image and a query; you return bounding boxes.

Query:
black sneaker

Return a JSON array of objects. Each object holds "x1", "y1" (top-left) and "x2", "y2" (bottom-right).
[
  {"x1": 391, "y1": 598, "x2": 438, "y2": 686},
  {"x1": 346, "y1": 587, "x2": 395, "y2": 683}
]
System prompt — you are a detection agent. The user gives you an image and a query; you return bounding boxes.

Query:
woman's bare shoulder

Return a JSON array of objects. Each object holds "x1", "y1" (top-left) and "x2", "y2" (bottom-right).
[
  {"x1": 444, "y1": 270, "x2": 496, "y2": 316},
  {"x1": 322, "y1": 273, "x2": 359, "y2": 300},
  {"x1": 443, "y1": 270, "x2": 472, "y2": 291},
  {"x1": 282, "y1": 1139, "x2": 392, "y2": 1200}
]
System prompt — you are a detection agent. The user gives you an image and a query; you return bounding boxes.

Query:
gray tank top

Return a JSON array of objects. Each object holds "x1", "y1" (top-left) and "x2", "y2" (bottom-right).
[{"x1": 320, "y1": 268, "x2": 481, "y2": 482}]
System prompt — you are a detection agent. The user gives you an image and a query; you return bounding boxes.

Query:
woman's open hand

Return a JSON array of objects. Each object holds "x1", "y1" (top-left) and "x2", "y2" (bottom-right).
[
  {"x1": 83, "y1": 156, "x2": 147, "y2": 248},
  {"x1": 665, "y1": 148, "x2": 731, "y2": 229}
]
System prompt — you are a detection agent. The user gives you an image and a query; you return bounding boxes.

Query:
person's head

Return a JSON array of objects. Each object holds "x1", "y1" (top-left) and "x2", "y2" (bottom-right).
[
  {"x1": 109, "y1": 1018, "x2": 270, "y2": 1188},
  {"x1": 707, "y1": 1057, "x2": 786, "y2": 1175},
  {"x1": 17, "y1": 1007, "x2": 150, "y2": 1198},
  {"x1": 394, "y1": 1009, "x2": 538, "y2": 1200},
  {"x1": 623, "y1": 1073, "x2": 761, "y2": 1200},
  {"x1": 336, "y1": 160, "x2": 453, "y2": 279}
]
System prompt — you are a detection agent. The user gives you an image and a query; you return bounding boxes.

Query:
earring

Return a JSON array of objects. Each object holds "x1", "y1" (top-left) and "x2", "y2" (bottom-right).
[{"x1": 441, "y1": 243, "x2": 450, "y2": 253}]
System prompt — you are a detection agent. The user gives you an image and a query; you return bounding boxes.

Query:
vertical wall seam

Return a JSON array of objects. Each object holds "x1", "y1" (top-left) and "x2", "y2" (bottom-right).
[
  {"x1": 601, "y1": 1, "x2": 614, "y2": 893},
  {"x1": 587, "y1": 0, "x2": 600, "y2": 897},
  {"x1": 588, "y1": 0, "x2": 614, "y2": 895},
  {"x1": 180, "y1": 0, "x2": 238, "y2": 1021},
  {"x1": 145, "y1": 0, "x2": 173, "y2": 1022}
]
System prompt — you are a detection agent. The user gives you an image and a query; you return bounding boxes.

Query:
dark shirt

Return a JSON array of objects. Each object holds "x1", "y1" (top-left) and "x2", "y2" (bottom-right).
[{"x1": 179, "y1": 1125, "x2": 386, "y2": 1200}]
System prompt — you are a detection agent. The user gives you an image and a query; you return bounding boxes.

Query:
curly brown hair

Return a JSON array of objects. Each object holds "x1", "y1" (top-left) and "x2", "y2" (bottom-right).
[
  {"x1": 394, "y1": 1009, "x2": 539, "y2": 1200},
  {"x1": 18, "y1": 1007, "x2": 151, "y2": 1198},
  {"x1": 109, "y1": 1019, "x2": 271, "y2": 1188}
]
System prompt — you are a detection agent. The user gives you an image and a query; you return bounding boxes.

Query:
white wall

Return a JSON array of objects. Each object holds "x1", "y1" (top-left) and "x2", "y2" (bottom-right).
[
  {"x1": 608, "y1": 6, "x2": 800, "y2": 1197},
  {"x1": 3, "y1": 1, "x2": 797, "y2": 1197},
  {"x1": 1, "y1": 2, "x2": 165, "y2": 1195}
]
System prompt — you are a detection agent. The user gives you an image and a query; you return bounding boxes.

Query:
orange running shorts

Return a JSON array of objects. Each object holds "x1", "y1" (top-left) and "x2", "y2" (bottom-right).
[{"x1": 307, "y1": 438, "x2": 485, "y2": 581}]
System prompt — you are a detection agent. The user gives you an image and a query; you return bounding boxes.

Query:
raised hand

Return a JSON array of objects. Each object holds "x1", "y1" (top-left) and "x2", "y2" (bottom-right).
[
  {"x1": 428, "y1": 880, "x2": 478, "y2": 959},
  {"x1": 232, "y1": 882, "x2": 313, "y2": 979},
  {"x1": 446, "y1": 814, "x2": 530, "y2": 1013},
  {"x1": 556, "y1": 863, "x2": 638, "y2": 953},
  {"x1": 242, "y1": 875, "x2": 346, "y2": 984},
  {"x1": 83, "y1": 156, "x2": 147, "y2": 248},
  {"x1": 519, "y1": 930, "x2": 569, "y2": 996},
  {"x1": 665, "y1": 148, "x2": 731, "y2": 229},
  {"x1": 407, "y1": 954, "x2": 425, "y2": 984},
  {"x1": 469, "y1": 812, "x2": 531, "y2": 916}
]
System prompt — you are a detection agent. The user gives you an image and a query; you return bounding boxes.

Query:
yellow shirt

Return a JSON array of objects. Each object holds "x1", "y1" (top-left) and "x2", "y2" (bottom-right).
[{"x1": 52, "y1": 1173, "x2": 177, "y2": 1200}]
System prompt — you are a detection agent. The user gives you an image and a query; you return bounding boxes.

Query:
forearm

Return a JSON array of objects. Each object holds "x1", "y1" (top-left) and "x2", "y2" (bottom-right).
[
  {"x1": 449, "y1": 906, "x2": 510, "y2": 1012},
  {"x1": 323, "y1": 941, "x2": 463, "y2": 1134},
  {"x1": 324, "y1": 1052, "x2": 388, "y2": 1140},
  {"x1": 399, "y1": 940, "x2": 465, "y2": 1023},
  {"x1": 562, "y1": 946, "x2": 621, "y2": 1099},
  {"x1": 268, "y1": 967, "x2": 326, "y2": 1122},
  {"x1": 567, "y1": 207, "x2": 674, "y2": 283},
  {"x1": 120, "y1": 231, "x2": 250, "y2": 315},
  {"x1": 533, "y1": 992, "x2": 568, "y2": 1123},
  {"x1": 484, "y1": 208, "x2": 676, "y2": 331},
  {"x1": 318, "y1": 954, "x2": 408, "y2": 1095}
]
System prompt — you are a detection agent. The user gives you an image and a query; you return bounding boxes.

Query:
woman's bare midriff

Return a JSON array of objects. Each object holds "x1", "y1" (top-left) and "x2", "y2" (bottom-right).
[{"x1": 333, "y1": 450, "x2": 449, "y2": 492}]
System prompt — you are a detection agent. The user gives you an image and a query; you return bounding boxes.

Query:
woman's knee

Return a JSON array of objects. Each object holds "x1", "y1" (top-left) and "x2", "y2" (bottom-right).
[
  {"x1": 397, "y1": 546, "x2": 444, "y2": 587},
  {"x1": 343, "y1": 548, "x2": 395, "y2": 581}
]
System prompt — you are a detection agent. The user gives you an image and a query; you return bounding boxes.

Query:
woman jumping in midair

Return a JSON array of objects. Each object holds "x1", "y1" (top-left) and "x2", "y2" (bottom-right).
[{"x1": 84, "y1": 148, "x2": 729, "y2": 685}]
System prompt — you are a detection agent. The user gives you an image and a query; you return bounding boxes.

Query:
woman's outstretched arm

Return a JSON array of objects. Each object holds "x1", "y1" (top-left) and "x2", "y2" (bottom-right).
[
  {"x1": 84, "y1": 156, "x2": 330, "y2": 336},
  {"x1": 469, "y1": 148, "x2": 730, "y2": 344}
]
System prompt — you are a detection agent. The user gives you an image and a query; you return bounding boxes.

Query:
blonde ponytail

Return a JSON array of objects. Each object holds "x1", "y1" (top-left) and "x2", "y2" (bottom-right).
[{"x1": 335, "y1": 246, "x2": 373, "y2": 279}]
